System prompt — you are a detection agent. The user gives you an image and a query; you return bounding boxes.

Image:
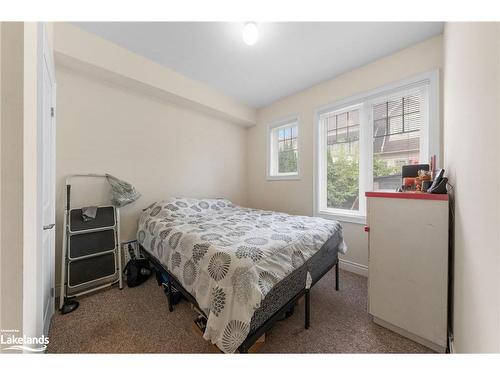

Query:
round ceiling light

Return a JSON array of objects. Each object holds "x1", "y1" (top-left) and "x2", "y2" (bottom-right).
[{"x1": 242, "y1": 22, "x2": 258, "y2": 46}]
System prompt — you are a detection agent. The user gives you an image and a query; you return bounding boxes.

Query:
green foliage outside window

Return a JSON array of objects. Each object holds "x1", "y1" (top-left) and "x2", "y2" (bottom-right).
[
  {"x1": 327, "y1": 147, "x2": 359, "y2": 210},
  {"x1": 278, "y1": 141, "x2": 297, "y2": 173},
  {"x1": 373, "y1": 155, "x2": 399, "y2": 179},
  {"x1": 326, "y1": 148, "x2": 400, "y2": 210}
]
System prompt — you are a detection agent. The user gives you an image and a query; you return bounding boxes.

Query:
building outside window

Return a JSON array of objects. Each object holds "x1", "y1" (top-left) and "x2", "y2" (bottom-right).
[
  {"x1": 372, "y1": 91, "x2": 423, "y2": 191},
  {"x1": 315, "y1": 71, "x2": 439, "y2": 223}
]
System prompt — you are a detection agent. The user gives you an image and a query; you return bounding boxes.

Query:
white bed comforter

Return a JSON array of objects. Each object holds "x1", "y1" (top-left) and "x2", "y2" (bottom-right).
[{"x1": 137, "y1": 198, "x2": 346, "y2": 353}]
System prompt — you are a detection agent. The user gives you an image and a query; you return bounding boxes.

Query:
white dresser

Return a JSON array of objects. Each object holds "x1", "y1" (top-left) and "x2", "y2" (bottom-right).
[{"x1": 365, "y1": 191, "x2": 449, "y2": 352}]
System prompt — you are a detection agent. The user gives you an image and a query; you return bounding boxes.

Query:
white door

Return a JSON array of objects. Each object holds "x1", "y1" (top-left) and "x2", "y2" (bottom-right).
[{"x1": 40, "y1": 26, "x2": 56, "y2": 336}]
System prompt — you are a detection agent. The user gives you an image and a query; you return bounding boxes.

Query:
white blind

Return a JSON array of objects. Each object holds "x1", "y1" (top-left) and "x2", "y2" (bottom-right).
[{"x1": 372, "y1": 86, "x2": 427, "y2": 138}]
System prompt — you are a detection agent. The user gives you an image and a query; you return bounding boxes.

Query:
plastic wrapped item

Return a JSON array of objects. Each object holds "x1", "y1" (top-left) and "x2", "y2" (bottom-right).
[{"x1": 105, "y1": 174, "x2": 141, "y2": 207}]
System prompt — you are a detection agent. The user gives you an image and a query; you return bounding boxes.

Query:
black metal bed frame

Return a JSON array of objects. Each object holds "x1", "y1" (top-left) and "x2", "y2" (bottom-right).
[{"x1": 141, "y1": 245, "x2": 339, "y2": 353}]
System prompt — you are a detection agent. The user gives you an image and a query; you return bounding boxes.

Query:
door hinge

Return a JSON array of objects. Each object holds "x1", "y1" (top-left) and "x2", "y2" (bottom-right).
[
  {"x1": 51, "y1": 107, "x2": 55, "y2": 118},
  {"x1": 51, "y1": 287, "x2": 54, "y2": 297}
]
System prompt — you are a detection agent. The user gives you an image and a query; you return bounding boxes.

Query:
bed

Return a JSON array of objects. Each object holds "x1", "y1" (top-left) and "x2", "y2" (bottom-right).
[{"x1": 137, "y1": 198, "x2": 347, "y2": 353}]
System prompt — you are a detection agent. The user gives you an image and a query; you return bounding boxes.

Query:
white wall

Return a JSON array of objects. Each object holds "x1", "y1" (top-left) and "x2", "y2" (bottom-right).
[
  {"x1": 0, "y1": 21, "x2": 2, "y2": 332},
  {"x1": 0, "y1": 22, "x2": 25, "y2": 339},
  {"x1": 443, "y1": 22, "x2": 500, "y2": 353},
  {"x1": 22, "y1": 21, "x2": 42, "y2": 346},
  {"x1": 54, "y1": 66, "x2": 248, "y2": 286},
  {"x1": 0, "y1": 22, "x2": 43, "y2": 344},
  {"x1": 247, "y1": 36, "x2": 443, "y2": 273},
  {"x1": 52, "y1": 24, "x2": 253, "y2": 288},
  {"x1": 54, "y1": 23, "x2": 256, "y2": 127}
]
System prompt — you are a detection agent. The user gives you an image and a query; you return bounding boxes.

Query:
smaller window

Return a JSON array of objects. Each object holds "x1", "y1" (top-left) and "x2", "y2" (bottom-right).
[{"x1": 268, "y1": 118, "x2": 299, "y2": 179}]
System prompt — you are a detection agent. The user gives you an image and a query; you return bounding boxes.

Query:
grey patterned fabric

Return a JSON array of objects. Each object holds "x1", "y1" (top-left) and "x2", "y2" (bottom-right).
[
  {"x1": 249, "y1": 231, "x2": 341, "y2": 333},
  {"x1": 137, "y1": 197, "x2": 347, "y2": 353}
]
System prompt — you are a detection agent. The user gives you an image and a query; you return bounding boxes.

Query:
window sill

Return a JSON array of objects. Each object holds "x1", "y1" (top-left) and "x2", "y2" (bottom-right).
[
  {"x1": 266, "y1": 175, "x2": 301, "y2": 181},
  {"x1": 315, "y1": 210, "x2": 366, "y2": 225}
]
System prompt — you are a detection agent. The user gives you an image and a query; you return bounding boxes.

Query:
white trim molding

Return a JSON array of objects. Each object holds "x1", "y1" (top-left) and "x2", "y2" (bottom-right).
[
  {"x1": 313, "y1": 69, "x2": 440, "y2": 224},
  {"x1": 339, "y1": 258, "x2": 368, "y2": 277},
  {"x1": 316, "y1": 211, "x2": 367, "y2": 225},
  {"x1": 266, "y1": 114, "x2": 301, "y2": 181}
]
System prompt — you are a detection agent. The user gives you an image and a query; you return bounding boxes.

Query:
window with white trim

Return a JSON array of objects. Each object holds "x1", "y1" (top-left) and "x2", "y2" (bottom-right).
[
  {"x1": 268, "y1": 117, "x2": 299, "y2": 179},
  {"x1": 325, "y1": 106, "x2": 361, "y2": 212},
  {"x1": 372, "y1": 86, "x2": 427, "y2": 191},
  {"x1": 315, "y1": 72, "x2": 438, "y2": 223}
]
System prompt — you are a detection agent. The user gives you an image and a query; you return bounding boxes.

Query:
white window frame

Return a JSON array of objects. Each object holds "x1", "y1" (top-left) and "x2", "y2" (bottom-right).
[
  {"x1": 266, "y1": 115, "x2": 301, "y2": 181},
  {"x1": 314, "y1": 70, "x2": 440, "y2": 224}
]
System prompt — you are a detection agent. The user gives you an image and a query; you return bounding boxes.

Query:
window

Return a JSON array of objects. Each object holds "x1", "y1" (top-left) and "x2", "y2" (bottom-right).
[
  {"x1": 372, "y1": 87, "x2": 426, "y2": 191},
  {"x1": 267, "y1": 117, "x2": 299, "y2": 179},
  {"x1": 325, "y1": 107, "x2": 361, "y2": 211},
  {"x1": 315, "y1": 71, "x2": 439, "y2": 223}
]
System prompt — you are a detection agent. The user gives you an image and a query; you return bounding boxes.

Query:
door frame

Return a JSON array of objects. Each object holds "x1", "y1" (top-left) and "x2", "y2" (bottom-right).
[
  {"x1": 39, "y1": 23, "x2": 56, "y2": 337},
  {"x1": 25, "y1": 23, "x2": 56, "y2": 344}
]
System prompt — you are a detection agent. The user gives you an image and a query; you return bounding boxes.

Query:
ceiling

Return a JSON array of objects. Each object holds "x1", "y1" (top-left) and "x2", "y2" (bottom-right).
[{"x1": 73, "y1": 22, "x2": 444, "y2": 108}]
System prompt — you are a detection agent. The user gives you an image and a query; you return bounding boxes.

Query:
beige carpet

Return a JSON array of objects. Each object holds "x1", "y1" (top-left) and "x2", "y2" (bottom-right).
[{"x1": 47, "y1": 269, "x2": 432, "y2": 353}]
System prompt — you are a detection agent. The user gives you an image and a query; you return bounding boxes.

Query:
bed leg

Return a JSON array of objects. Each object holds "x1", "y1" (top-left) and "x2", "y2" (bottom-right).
[
  {"x1": 166, "y1": 277, "x2": 174, "y2": 312},
  {"x1": 305, "y1": 289, "x2": 310, "y2": 329},
  {"x1": 335, "y1": 259, "x2": 340, "y2": 291}
]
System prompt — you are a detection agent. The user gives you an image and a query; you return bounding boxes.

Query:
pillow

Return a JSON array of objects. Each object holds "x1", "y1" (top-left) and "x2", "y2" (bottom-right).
[{"x1": 145, "y1": 197, "x2": 234, "y2": 218}]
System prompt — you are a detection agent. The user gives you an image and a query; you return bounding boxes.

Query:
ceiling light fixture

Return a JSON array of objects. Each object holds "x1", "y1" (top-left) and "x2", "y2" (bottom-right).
[{"x1": 242, "y1": 22, "x2": 258, "y2": 46}]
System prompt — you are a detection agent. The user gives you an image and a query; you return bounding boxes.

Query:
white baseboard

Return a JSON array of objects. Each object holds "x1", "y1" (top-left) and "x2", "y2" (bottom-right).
[
  {"x1": 373, "y1": 317, "x2": 446, "y2": 353},
  {"x1": 339, "y1": 259, "x2": 368, "y2": 277}
]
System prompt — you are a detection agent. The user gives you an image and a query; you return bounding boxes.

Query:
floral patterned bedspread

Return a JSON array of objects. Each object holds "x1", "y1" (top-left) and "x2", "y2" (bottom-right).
[{"x1": 137, "y1": 198, "x2": 347, "y2": 353}]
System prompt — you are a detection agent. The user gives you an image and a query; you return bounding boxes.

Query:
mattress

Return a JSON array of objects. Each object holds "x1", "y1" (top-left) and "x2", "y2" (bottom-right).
[
  {"x1": 137, "y1": 198, "x2": 347, "y2": 353},
  {"x1": 248, "y1": 230, "x2": 342, "y2": 334}
]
